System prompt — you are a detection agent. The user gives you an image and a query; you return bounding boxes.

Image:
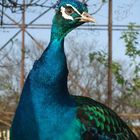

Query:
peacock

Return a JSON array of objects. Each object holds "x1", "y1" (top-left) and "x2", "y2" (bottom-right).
[{"x1": 11, "y1": 0, "x2": 138, "y2": 139}]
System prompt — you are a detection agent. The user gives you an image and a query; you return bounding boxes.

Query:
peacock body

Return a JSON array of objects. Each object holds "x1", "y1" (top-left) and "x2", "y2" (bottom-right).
[{"x1": 11, "y1": 0, "x2": 138, "y2": 139}]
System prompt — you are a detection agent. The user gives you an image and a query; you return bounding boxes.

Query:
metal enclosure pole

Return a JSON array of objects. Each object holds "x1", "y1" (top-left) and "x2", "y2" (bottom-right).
[
  {"x1": 20, "y1": 0, "x2": 26, "y2": 91},
  {"x1": 107, "y1": 0, "x2": 113, "y2": 108}
]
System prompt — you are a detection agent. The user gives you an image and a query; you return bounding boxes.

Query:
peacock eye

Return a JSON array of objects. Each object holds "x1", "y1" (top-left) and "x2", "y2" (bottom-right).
[{"x1": 65, "y1": 6, "x2": 74, "y2": 15}]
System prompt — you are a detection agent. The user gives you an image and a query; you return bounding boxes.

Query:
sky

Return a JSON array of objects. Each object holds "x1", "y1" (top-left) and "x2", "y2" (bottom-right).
[{"x1": 0, "y1": 0, "x2": 140, "y2": 64}]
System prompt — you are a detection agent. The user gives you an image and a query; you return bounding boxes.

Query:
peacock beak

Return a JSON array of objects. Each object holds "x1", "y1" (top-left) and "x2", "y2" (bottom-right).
[{"x1": 80, "y1": 12, "x2": 96, "y2": 23}]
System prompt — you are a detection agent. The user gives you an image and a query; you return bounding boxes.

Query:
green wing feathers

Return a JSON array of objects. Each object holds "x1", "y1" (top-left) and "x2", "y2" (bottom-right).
[{"x1": 74, "y1": 96, "x2": 138, "y2": 140}]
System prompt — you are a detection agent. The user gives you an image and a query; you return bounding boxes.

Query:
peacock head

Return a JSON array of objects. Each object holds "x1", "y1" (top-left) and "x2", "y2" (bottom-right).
[{"x1": 51, "y1": 0, "x2": 96, "y2": 39}]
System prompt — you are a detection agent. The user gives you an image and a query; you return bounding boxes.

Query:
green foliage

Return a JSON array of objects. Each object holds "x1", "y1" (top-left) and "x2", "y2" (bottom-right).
[
  {"x1": 89, "y1": 23, "x2": 140, "y2": 92},
  {"x1": 89, "y1": 51, "x2": 107, "y2": 65},
  {"x1": 121, "y1": 23, "x2": 140, "y2": 90},
  {"x1": 121, "y1": 23, "x2": 140, "y2": 59},
  {"x1": 89, "y1": 51, "x2": 125, "y2": 86},
  {"x1": 111, "y1": 62, "x2": 125, "y2": 85}
]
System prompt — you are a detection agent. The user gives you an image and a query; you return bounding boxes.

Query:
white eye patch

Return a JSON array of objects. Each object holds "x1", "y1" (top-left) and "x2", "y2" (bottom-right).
[
  {"x1": 61, "y1": 6, "x2": 74, "y2": 21},
  {"x1": 60, "y1": 4, "x2": 82, "y2": 21}
]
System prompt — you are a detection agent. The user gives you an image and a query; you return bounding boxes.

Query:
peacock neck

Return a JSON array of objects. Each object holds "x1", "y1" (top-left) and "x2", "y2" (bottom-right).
[
  {"x1": 13, "y1": 31, "x2": 74, "y2": 140},
  {"x1": 28, "y1": 25, "x2": 70, "y2": 102}
]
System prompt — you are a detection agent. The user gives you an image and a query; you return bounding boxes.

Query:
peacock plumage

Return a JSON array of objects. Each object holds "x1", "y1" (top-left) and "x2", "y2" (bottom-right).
[{"x1": 11, "y1": 0, "x2": 138, "y2": 139}]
